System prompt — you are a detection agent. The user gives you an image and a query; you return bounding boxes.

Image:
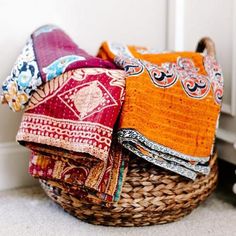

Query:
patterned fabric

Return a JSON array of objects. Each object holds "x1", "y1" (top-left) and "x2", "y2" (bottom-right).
[
  {"x1": 16, "y1": 67, "x2": 127, "y2": 202},
  {"x1": 1, "y1": 25, "x2": 115, "y2": 111},
  {"x1": 17, "y1": 68, "x2": 125, "y2": 160},
  {"x1": 98, "y1": 42, "x2": 223, "y2": 180},
  {"x1": 29, "y1": 140, "x2": 129, "y2": 203},
  {"x1": 1, "y1": 38, "x2": 41, "y2": 111}
]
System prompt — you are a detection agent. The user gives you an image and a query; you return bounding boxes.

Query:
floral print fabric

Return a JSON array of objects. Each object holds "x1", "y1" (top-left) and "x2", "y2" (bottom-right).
[{"x1": 1, "y1": 38, "x2": 42, "y2": 111}]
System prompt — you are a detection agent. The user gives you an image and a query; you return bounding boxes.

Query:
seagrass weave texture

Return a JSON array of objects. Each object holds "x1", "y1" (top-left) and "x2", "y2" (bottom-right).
[{"x1": 40, "y1": 152, "x2": 217, "y2": 227}]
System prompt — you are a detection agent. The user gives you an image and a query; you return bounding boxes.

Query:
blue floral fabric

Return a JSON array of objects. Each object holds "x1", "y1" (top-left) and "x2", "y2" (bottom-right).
[{"x1": 1, "y1": 38, "x2": 42, "y2": 111}]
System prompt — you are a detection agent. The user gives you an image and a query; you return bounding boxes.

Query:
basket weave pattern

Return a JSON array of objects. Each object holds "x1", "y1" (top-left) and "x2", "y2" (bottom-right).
[{"x1": 40, "y1": 153, "x2": 217, "y2": 227}]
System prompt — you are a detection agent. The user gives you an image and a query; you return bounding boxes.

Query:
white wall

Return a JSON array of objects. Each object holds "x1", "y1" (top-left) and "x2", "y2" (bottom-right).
[{"x1": 0, "y1": 0, "x2": 168, "y2": 190}]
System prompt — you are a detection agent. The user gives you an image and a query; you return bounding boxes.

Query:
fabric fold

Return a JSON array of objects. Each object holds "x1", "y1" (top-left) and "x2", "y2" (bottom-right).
[
  {"x1": 29, "y1": 140, "x2": 129, "y2": 204},
  {"x1": 15, "y1": 66, "x2": 127, "y2": 202},
  {"x1": 98, "y1": 41, "x2": 223, "y2": 180},
  {"x1": 16, "y1": 68, "x2": 126, "y2": 161},
  {"x1": 2, "y1": 25, "x2": 128, "y2": 203},
  {"x1": 1, "y1": 25, "x2": 115, "y2": 111}
]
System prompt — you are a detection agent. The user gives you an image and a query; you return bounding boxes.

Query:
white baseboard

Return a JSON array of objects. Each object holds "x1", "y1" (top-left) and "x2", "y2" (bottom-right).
[{"x1": 0, "y1": 142, "x2": 38, "y2": 191}]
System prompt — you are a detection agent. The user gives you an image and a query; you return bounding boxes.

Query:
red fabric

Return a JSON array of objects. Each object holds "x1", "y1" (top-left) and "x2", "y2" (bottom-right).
[
  {"x1": 17, "y1": 68, "x2": 125, "y2": 161},
  {"x1": 16, "y1": 68, "x2": 128, "y2": 202},
  {"x1": 32, "y1": 25, "x2": 116, "y2": 82}
]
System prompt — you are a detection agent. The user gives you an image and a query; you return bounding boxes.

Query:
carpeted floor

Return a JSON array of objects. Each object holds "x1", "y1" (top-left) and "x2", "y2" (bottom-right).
[{"x1": 0, "y1": 184, "x2": 235, "y2": 236}]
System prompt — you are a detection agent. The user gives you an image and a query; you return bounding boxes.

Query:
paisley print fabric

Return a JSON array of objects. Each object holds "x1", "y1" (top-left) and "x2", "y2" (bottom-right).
[
  {"x1": 98, "y1": 41, "x2": 223, "y2": 180},
  {"x1": 115, "y1": 56, "x2": 144, "y2": 76},
  {"x1": 175, "y1": 57, "x2": 211, "y2": 99},
  {"x1": 143, "y1": 60, "x2": 178, "y2": 88},
  {"x1": 204, "y1": 55, "x2": 224, "y2": 104},
  {"x1": 113, "y1": 55, "x2": 220, "y2": 102},
  {"x1": 1, "y1": 25, "x2": 115, "y2": 111}
]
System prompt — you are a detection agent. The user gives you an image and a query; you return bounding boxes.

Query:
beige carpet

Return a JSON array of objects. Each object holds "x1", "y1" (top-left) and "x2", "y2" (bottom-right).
[{"x1": 0, "y1": 185, "x2": 235, "y2": 236}]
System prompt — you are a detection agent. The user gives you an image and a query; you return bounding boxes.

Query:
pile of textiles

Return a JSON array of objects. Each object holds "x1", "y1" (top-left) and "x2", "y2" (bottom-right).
[
  {"x1": 1, "y1": 25, "x2": 129, "y2": 204},
  {"x1": 1, "y1": 25, "x2": 223, "y2": 205}
]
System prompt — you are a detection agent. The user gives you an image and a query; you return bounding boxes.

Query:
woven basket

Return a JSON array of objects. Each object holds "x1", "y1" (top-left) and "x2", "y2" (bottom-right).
[
  {"x1": 40, "y1": 152, "x2": 218, "y2": 227},
  {"x1": 40, "y1": 38, "x2": 218, "y2": 226}
]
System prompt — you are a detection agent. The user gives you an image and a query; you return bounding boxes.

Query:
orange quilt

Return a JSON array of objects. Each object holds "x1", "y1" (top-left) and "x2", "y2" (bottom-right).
[{"x1": 98, "y1": 42, "x2": 223, "y2": 179}]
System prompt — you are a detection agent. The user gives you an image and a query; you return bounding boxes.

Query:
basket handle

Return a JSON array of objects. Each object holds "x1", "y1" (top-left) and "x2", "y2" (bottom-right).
[{"x1": 196, "y1": 37, "x2": 216, "y2": 58}]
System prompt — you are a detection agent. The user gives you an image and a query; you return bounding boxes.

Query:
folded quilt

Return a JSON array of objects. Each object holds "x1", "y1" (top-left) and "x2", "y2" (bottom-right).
[
  {"x1": 1, "y1": 25, "x2": 115, "y2": 111},
  {"x1": 15, "y1": 65, "x2": 127, "y2": 202},
  {"x1": 16, "y1": 68, "x2": 126, "y2": 161},
  {"x1": 98, "y1": 42, "x2": 223, "y2": 180},
  {"x1": 29, "y1": 140, "x2": 129, "y2": 203}
]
